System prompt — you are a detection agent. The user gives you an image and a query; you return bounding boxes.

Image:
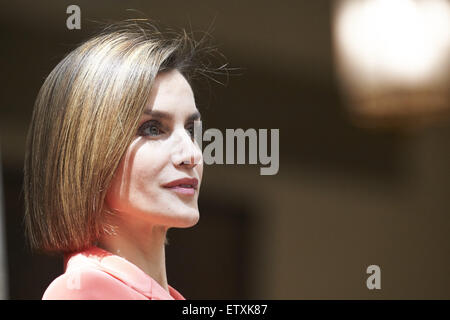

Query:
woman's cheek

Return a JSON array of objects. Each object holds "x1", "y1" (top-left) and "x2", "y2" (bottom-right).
[
  {"x1": 105, "y1": 182, "x2": 124, "y2": 212},
  {"x1": 131, "y1": 146, "x2": 168, "y2": 187}
]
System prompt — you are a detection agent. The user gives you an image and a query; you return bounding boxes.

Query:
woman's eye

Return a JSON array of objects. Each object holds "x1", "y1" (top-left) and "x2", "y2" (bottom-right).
[
  {"x1": 139, "y1": 120, "x2": 163, "y2": 137},
  {"x1": 186, "y1": 125, "x2": 194, "y2": 138}
]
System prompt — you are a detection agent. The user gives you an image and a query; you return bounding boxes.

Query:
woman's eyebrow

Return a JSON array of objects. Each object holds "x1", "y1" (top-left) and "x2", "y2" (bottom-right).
[{"x1": 143, "y1": 109, "x2": 201, "y2": 122}]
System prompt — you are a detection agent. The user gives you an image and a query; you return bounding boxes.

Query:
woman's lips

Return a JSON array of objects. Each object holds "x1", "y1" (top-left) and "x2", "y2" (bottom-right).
[
  {"x1": 166, "y1": 185, "x2": 196, "y2": 195},
  {"x1": 162, "y1": 177, "x2": 198, "y2": 196}
]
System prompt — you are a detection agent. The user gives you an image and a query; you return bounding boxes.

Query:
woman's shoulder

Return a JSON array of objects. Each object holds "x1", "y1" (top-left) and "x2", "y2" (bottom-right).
[
  {"x1": 42, "y1": 266, "x2": 147, "y2": 300},
  {"x1": 42, "y1": 246, "x2": 184, "y2": 300},
  {"x1": 42, "y1": 247, "x2": 149, "y2": 300}
]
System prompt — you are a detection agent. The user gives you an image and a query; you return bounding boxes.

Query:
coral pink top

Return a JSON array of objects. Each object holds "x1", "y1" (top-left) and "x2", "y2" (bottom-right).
[{"x1": 42, "y1": 246, "x2": 185, "y2": 300}]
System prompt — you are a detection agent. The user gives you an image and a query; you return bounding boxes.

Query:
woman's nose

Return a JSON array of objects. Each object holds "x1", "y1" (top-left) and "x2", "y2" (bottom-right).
[{"x1": 170, "y1": 128, "x2": 203, "y2": 168}]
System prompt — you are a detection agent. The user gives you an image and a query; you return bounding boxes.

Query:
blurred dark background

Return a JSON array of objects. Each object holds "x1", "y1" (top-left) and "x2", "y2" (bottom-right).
[{"x1": 1, "y1": 0, "x2": 449, "y2": 299}]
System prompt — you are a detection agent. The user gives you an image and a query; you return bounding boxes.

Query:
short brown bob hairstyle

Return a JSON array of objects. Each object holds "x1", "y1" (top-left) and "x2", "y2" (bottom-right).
[{"x1": 23, "y1": 20, "x2": 223, "y2": 253}]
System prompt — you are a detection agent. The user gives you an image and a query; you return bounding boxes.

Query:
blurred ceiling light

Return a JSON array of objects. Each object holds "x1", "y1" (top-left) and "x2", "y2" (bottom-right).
[{"x1": 333, "y1": 0, "x2": 450, "y2": 128}]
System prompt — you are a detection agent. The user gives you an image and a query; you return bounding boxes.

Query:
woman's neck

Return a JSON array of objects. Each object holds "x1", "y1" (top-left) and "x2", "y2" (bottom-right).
[{"x1": 97, "y1": 215, "x2": 169, "y2": 292}]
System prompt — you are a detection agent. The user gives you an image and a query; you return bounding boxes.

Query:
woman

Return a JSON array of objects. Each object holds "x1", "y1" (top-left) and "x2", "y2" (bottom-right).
[{"x1": 23, "y1": 20, "x2": 219, "y2": 300}]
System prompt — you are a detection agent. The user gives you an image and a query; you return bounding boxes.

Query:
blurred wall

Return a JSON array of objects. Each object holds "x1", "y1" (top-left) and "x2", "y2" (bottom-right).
[{"x1": 1, "y1": 0, "x2": 449, "y2": 299}]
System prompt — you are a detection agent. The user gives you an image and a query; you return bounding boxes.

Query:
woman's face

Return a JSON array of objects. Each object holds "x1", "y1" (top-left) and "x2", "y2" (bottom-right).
[{"x1": 105, "y1": 69, "x2": 203, "y2": 228}]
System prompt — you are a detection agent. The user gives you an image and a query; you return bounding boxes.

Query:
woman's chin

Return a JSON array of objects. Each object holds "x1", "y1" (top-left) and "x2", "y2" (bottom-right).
[
  {"x1": 173, "y1": 211, "x2": 200, "y2": 228},
  {"x1": 140, "y1": 207, "x2": 200, "y2": 229}
]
